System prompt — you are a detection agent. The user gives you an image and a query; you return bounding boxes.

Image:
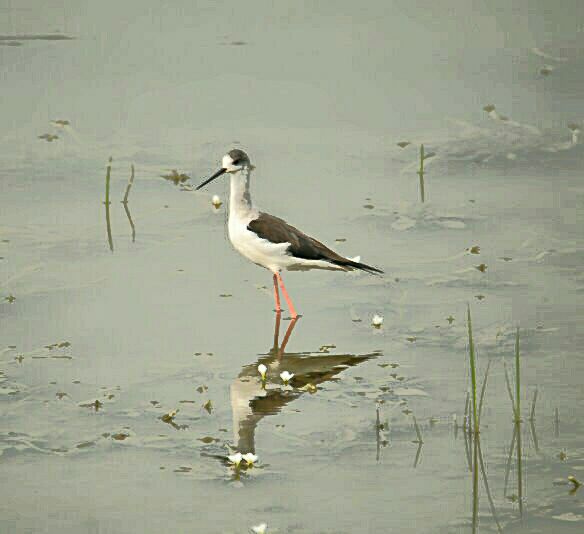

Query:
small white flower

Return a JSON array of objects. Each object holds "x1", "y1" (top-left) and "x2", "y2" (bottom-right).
[
  {"x1": 211, "y1": 195, "x2": 222, "y2": 208},
  {"x1": 372, "y1": 314, "x2": 384, "y2": 327},
  {"x1": 257, "y1": 363, "x2": 267, "y2": 380},
  {"x1": 280, "y1": 371, "x2": 294, "y2": 384},
  {"x1": 228, "y1": 452, "x2": 243, "y2": 467},
  {"x1": 243, "y1": 452, "x2": 258, "y2": 466},
  {"x1": 251, "y1": 523, "x2": 267, "y2": 534}
]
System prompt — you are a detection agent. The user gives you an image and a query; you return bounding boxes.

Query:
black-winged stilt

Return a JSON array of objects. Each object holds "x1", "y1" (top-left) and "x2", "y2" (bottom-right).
[{"x1": 196, "y1": 149, "x2": 382, "y2": 318}]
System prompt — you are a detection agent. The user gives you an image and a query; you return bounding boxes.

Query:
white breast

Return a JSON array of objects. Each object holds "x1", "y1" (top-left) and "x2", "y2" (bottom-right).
[{"x1": 228, "y1": 212, "x2": 291, "y2": 273}]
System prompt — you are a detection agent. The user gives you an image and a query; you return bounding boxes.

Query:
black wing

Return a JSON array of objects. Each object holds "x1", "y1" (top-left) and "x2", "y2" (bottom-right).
[{"x1": 247, "y1": 212, "x2": 382, "y2": 274}]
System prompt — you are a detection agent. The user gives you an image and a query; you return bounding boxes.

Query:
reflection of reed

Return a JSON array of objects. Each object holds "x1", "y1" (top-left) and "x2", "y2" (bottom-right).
[
  {"x1": 104, "y1": 157, "x2": 114, "y2": 252},
  {"x1": 121, "y1": 164, "x2": 136, "y2": 242},
  {"x1": 229, "y1": 315, "x2": 377, "y2": 454},
  {"x1": 502, "y1": 329, "x2": 529, "y2": 518},
  {"x1": 412, "y1": 415, "x2": 424, "y2": 468},
  {"x1": 467, "y1": 431, "x2": 503, "y2": 533},
  {"x1": 503, "y1": 422, "x2": 524, "y2": 517}
]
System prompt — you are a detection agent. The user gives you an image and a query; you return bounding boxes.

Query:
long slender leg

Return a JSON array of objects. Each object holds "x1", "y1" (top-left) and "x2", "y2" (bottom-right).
[
  {"x1": 276, "y1": 273, "x2": 298, "y2": 319},
  {"x1": 272, "y1": 274, "x2": 281, "y2": 313}
]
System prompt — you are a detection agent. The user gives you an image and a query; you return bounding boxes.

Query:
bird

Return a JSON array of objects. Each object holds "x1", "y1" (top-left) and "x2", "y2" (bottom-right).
[{"x1": 196, "y1": 149, "x2": 382, "y2": 319}]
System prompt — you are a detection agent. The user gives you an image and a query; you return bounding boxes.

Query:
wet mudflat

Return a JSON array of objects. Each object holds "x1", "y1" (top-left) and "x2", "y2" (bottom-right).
[{"x1": 1, "y1": 1, "x2": 584, "y2": 532}]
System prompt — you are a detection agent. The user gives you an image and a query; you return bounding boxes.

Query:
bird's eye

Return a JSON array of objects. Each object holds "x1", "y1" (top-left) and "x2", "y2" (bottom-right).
[{"x1": 232, "y1": 159, "x2": 240, "y2": 165}]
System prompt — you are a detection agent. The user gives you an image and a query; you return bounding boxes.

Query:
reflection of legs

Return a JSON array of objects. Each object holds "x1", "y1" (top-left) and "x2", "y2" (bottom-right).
[
  {"x1": 272, "y1": 274, "x2": 281, "y2": 313},
  {"x1": 272, "y1": 310, "x2": 282, "y2": 353},
  {"x1": 276, "y1": 273, "x2": 298, "y2": 319},
  {"x1": 279, "y1": 317, "x2": 298, "y2": 356}
]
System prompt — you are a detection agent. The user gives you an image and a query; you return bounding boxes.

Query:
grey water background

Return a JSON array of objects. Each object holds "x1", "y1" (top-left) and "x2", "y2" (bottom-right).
[{"x1": 1, "y1": 0, "x2": 584, "y2": 532}]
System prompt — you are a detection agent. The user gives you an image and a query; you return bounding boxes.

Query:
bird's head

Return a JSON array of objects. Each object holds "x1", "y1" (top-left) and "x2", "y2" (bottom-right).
[{"x1": 196, "y1": 149, "x2": 252, "y2": 190}]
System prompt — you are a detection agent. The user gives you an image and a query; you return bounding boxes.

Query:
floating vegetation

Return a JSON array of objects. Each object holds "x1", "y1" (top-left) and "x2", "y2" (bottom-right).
[
  {"x1": 38, "y1": 133, "x2": 58, "y2": 142},
  {"x1": 257, "y1": 364, "x2": 267, "y2": 380},
  {"x1": 397, "y1": 141, "x2": 411, "y2": 148},
  {"x1": 211, "y1": 195, "x2": 222, "y2": 208},
  {"x1": 79, "y1": 399, "x2": 103, "y2": 411},
  {"x1": 50, "y1": 119, "x2": 70, "y2": 127},
  {"x1": 4, "y1": 294, "x2": 16, "y2": 303},
  {"x1": 0, "y1": 33, "x2": 74, "y2": 41},
  {"x1": 228, "y1": 452, "x2": 243, "y2": 468},
  {"x1": 475, "y1": 264, "x2": 487, "y2": 273},
  {"x1": 468, "y1": 245, "x2": 481, "y2": 254},
  {"x1": 202, "y1": 399, "x2": 213, "y2": 414},
  {"x1": 300, "y1": 383, "x2": 317, "y2": 393},
  {"x1": 568, "y1": 476, "x2": 581, "y2": 493},
  {"x1": 371, "y1": 314, "x2": 384, "y2": 328},
  {"x1": 251, "y1": 522, "x2": 267, "y2": 534},
  {"x1": 198, "y1": 436, "x2": 219, "y2": 444},
  {"x1": 447, "y1": 315, "x2": 455, "y2": 324},
  {"x1": 161, "y1": 169, "x2": 191, "y2": 185},
  {"x1": 161, "y1": 409, "x2": 178, "y2": 423},
  {"x1": 280, "y1": 371, "x2": 294, "y2": 385},
  {"x1": 111, "y1": 432, "x2": 129, "y2": 441},
  {"x1": 242, "y1": 453, "x2": 258, "y2": 466},
  {"x1": 45, "y1": 341, "x2": 71, "y2": 350}
]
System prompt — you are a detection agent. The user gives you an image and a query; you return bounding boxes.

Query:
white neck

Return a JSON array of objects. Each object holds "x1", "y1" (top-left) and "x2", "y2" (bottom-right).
[{"x1": 229, "y1": 166, "x2": 254, "y2": 218}]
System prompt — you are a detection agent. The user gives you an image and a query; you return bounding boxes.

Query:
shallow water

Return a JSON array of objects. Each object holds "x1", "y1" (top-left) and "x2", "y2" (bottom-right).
[{"x1": 1, "y1": 1, "x2": 584, "y2": 532}]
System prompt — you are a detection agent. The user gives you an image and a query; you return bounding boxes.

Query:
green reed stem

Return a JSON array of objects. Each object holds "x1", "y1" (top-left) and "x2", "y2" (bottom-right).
[
  {"x1": 418, "y1": 144, "x2": 426, "y2": 203},
  {"x1": 515, "y1": 328, "x2": 521, "y2": 423},
  {"x1": 477, "y1": 359, "x2": 491, "y2": 427},
  {"x1": 467, "y1": 305, "x2": 479, "y2": 434}
]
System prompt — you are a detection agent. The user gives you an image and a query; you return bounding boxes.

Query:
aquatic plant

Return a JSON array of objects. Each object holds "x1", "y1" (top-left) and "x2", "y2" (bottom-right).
[
  {"x1": 467, "y1": 306, "x2": 479, "y2": 434},
  {"x1": 212, "y1": 194, "x2": 222, "y2": 208},
  {"x1": 243, "y1": 453, "x2": 258, "y2": 466},
  {"x1": 372, "y1": 314, "x2": 384, "y2": 328},
  {"x1": 257, "y1": 364, "x2": 267, "y2": 380},
  {"x1": 104, "y1": 157, "x2": 114, "y2": 252},
  {"x1": 280, "y1": 371, "x2": 294, "y2": 385},
  {"x1": 251, "y1": 523, "x2": 267, "y2": 534},
  {"x1": 418, "y1": 144, "x2": 426, "y2": 203},
  {"x1": 228, "y1": 452, "x2": 243, "y2": 468}
]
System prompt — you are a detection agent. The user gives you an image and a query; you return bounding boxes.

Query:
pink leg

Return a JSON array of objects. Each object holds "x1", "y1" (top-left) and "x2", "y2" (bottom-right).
[
  {"x1": 272, "y1": 274, "x2": 281, "y2": 313},
  {"x1": 276, "y1": 273, "x2": 298, "y2": 319}
]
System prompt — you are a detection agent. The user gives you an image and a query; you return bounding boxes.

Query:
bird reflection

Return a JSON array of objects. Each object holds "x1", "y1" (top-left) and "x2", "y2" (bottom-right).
[{"x1": 230, "y1": 314, "x2": 377, "y2": 454}]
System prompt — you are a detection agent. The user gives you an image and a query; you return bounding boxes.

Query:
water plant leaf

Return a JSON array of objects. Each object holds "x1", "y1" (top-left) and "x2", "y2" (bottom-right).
[{"x1": 161, "y1": 169, "x2": 191, "y2": 185}]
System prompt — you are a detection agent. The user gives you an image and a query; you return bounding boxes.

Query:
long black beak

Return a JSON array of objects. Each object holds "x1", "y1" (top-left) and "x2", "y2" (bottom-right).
[{"x1": 196, "y1": 167, "x2": 227, "y2": 190}]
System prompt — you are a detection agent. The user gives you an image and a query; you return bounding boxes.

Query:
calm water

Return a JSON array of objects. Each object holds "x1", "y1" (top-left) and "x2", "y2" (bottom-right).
[{"x1": 1, "y1": 1, "x2": 584, "y2": 532}]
